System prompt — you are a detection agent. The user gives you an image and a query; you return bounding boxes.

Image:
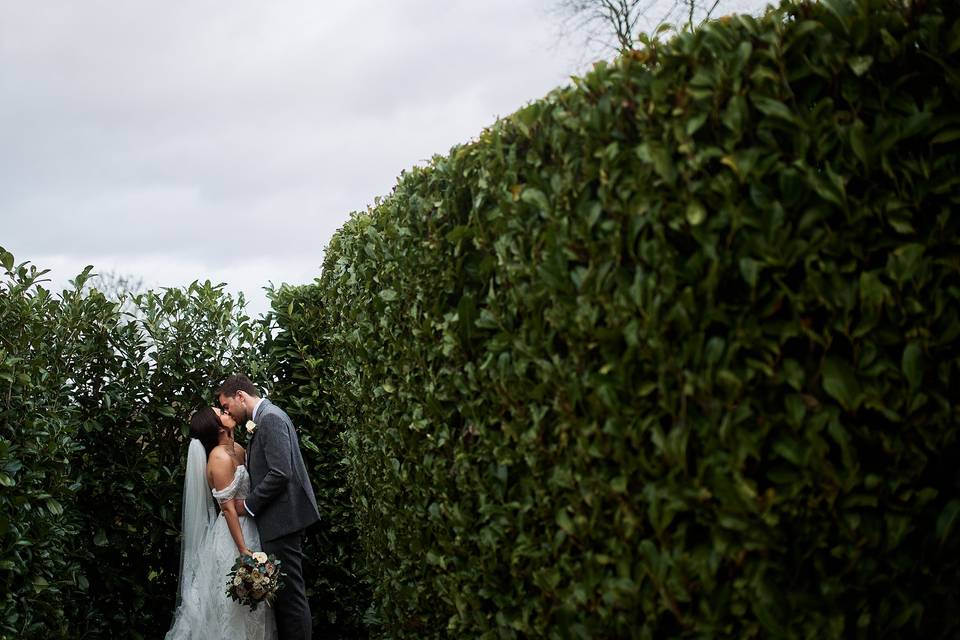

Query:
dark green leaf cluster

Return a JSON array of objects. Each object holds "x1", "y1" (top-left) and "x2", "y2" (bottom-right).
[
  {"x1": 313, "y1": 0, "x2": 960, "y2": 636},
  {"x1": 0, "y1": 254, "x2": 93, "y2": 637}
]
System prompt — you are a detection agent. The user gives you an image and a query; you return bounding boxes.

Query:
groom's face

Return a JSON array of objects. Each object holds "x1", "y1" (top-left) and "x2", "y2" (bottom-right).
[{"x1": 218, "y1": 392, "x2": 248, "y2": 424}]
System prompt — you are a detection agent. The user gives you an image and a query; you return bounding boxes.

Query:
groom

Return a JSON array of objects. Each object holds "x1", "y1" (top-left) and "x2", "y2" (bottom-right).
[{"x1": 217, "y1": 374, "x2": 320, "y2": 640}]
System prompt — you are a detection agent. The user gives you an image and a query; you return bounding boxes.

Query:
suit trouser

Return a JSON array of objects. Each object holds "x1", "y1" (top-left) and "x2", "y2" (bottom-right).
[{"x1": 263, "y1": 529, "x2": 311, "y2": 640}]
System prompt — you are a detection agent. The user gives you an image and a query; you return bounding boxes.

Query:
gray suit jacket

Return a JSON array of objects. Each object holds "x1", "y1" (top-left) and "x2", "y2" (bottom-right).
[{"x1": 245, "y1": 398, "x2": 320, "y2": 543}]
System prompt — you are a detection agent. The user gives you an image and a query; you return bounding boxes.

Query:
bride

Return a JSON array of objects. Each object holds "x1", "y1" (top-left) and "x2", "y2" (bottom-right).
[{"x1": 165, "y1": 406, "x2": 277, "y2": 640}]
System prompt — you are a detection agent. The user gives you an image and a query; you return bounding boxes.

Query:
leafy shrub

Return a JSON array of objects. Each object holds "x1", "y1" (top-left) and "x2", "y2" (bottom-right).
[
  {"x1": 0, "y1": 255, "x2": 103, "y2": 636},
  {"x1": 317, "y1": 0, "x2": 960, "y2": 636},
  {"x1": 0, "y1": 249, "x2": 267, "y2": 638}
]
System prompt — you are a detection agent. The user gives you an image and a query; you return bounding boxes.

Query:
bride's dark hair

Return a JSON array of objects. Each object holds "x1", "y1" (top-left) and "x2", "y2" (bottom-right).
[{"x1": 189, "y1": 407, "x2": 221, "y2": 459}]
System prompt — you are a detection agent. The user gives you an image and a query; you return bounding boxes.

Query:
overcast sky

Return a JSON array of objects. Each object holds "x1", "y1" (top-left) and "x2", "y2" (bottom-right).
[{"x1": 1, "y1": 0, "x2": 766, "y2": 316}]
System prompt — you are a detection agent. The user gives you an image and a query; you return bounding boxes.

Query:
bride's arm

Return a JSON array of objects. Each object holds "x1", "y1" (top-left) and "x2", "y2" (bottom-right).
[{"x1": 209, "y1": 452, "x2": 252, "y2": 556}]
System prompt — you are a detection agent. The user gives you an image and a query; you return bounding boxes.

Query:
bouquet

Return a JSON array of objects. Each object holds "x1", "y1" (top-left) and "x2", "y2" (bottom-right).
[{"x1": 225, "y1": 551, "x2": 284, "y2": 611}]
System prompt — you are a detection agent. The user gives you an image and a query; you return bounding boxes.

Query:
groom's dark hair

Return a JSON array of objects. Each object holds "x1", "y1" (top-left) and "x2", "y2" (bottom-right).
[{"x1": 216, "y1": 374, "x2": 260, "y2": 398}]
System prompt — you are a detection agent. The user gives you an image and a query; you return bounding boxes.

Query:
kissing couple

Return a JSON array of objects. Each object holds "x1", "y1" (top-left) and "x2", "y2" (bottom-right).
[{"x1": 166, "y1": 374, "x2": 320, "y2": 640}]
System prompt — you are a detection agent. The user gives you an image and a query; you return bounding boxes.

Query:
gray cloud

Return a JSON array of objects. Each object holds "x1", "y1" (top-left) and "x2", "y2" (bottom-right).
[{"x1": 1, "y1": 0, "x2": 767, "y2": 314}]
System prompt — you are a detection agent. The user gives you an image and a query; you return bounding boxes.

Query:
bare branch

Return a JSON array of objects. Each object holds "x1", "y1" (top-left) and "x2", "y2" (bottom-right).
[
  {"x1": 703, "y1": 0, "x2": 723, "y2": 22},
  {"x1": 551, "y1": 0, "x2": 735, "y2": 55}
]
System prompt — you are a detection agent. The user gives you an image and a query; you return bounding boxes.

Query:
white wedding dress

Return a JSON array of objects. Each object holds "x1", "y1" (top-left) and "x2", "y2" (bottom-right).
[{"x1": 166, "y1": 463, "x2": 278, "y2": 640}]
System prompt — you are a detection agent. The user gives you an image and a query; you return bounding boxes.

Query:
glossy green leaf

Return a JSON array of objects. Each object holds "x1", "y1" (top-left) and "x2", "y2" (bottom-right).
[{"x1": 822, "y1": 357, "x2": 862, "y2": 411}]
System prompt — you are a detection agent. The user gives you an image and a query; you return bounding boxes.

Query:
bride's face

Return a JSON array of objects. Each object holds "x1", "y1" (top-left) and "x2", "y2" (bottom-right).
[{"x1": 214, "y1": 406, "x2": 237, "y2": 430}]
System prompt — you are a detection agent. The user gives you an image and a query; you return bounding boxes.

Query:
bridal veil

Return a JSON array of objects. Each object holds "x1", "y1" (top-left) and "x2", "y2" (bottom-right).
[{"x1": 177, "y1": 438, "x2": 216, "y2": 605}]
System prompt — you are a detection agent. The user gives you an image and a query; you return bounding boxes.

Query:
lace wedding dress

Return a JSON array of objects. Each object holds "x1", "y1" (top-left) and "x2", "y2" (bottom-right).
[{"x1": 166, "y1": 463, "x2": 278, "y2": 640}]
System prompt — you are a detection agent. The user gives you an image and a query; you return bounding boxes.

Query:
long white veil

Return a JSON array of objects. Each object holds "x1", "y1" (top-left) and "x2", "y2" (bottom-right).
[{"x1": 176, "y1": 438, "x2": 216, "y2": 606}]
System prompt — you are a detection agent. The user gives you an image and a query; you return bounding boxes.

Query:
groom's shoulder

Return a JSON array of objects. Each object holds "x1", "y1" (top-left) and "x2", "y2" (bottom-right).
[{"x1": 262, "y1": 399, "x2": 293, "y2": 424}]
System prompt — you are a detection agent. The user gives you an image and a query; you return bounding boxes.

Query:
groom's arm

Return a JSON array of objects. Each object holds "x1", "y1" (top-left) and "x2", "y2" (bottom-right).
[{"x1": 243, "y1": 412, "x2": 292, "y2": 516}]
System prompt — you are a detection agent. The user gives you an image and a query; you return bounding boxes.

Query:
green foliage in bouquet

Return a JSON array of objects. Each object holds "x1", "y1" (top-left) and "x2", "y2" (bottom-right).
[{"x1": 315, "y1": 0, "x2": 960, "y2": 636}]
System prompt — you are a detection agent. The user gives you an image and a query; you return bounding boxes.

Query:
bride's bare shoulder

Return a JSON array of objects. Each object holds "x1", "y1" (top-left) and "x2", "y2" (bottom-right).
[
  {"x1": 207, "y1": 447, "x2": 238, "y2": 490},
  {"x1": 207, "y1": 445, "x2": 235, "y2": 464}
]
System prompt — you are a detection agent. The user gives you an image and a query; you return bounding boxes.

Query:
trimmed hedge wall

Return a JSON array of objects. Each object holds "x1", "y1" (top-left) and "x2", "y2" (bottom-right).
[{"x1": 317, "y1": 0, "x2": 960, "y2": 637}]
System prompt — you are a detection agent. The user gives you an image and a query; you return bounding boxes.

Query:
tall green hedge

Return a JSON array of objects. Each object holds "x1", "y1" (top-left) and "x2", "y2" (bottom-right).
[
  {"x1": 0, "y1": 258, "x2": 99, "y2": 636},
  {"x1": 317, "y1": 0, "x2": 960, "y2": 636},
  {"x1": 0, "y1": 250, "x2": 268, "y2": 638}
]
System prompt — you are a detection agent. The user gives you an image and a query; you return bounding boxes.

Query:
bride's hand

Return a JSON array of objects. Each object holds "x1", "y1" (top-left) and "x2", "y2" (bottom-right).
[{"x1": 238, "y1": 546, "x2": 253, "y2": 557}]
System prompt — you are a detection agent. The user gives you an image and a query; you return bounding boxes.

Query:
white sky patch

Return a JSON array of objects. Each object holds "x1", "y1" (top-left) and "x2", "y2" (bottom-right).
[{"x1": 27, "y1": 251, "x2": 321, "y2": 318}]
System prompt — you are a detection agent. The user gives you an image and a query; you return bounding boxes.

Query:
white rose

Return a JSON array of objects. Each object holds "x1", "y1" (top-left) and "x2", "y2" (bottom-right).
[
  {"x1": 233, "y1": 576, "x2": 242, "y2": 586},
  {"x1": 252, "y1": 551, "x2": 268, "y2": 564},
  {"x1": 246, "y1": 420, "x2": 257, "y2": 435}
]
